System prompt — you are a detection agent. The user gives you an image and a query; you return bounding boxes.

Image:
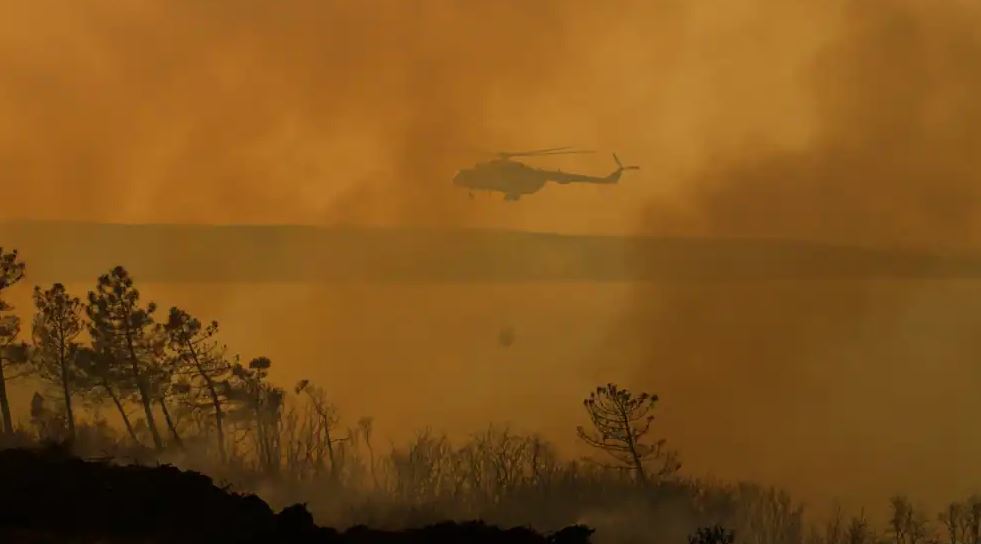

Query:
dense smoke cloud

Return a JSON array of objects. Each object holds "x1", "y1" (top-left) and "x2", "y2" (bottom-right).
[
  {"x1": 0, "y1": 0, "x2": 661, "y2": 230},
  {"x1": 2, "y1": 0, "x2": 981, "y2": 521},
  {"x1": 615, "y1": 0, "x2": 981, "y2": 516},
  {"x1": 0, "y1": 0, "x2": 832, "y2": 234},
  {"x1": 646, "y1": 0, "x2": 981, "y2": 248}
]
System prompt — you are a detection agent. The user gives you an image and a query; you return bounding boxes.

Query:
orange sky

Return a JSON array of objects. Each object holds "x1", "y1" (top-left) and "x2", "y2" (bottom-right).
[
  {"x1": 3, "y1": 1, "x2": 977, "y2": 244},
  {"x1": 0, "y1": 0, "x2": 834, "y2": 235},
  {"x1": 3, "y1": 0, "x2": 981, "y2": 523}
]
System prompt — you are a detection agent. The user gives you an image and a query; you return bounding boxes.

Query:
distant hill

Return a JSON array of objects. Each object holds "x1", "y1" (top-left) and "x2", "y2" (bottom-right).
[{"x1": 1, "y1": 221, "x2": 979, "y2": 283}]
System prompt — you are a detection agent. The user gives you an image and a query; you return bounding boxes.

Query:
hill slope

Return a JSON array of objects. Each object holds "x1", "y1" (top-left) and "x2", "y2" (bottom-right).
[
  {"x1": 0, "y1": 446, "x2": 594, "y2": 544},
  {"x1": 1, "y1": 221, "x2": 979, "y2": 283}
]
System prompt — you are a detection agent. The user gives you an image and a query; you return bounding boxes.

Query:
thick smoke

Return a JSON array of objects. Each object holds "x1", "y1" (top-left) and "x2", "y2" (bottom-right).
[
  {"x1": 2, "y1": 0, "x2": 981, "y2": 521},
  {"x1": 0, "y1": 0, "x2": 650, "y2": 229},
  {"x1": 645, "y1": 0, "x2": 981, "y2": 248},
  {"x1": 614, "y1": 0, "x2": 981, "y2": 516}
]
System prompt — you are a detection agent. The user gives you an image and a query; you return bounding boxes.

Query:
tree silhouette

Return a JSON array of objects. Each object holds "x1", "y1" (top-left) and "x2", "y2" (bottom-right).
[
  {"x1": 150, "y1": 361, "x2": 184, "y2": 450},
  {"x1": 963, "y1": 496, "x2": 981, "y2": 544},
  {"x1": 295, "y1": 379, "x2": 345, "y2": 484},
  {"x1": 358, "y1": 416, "x2": 378, "y2": 489},
  {"x1": 0, "y1": 248, "x2": 27, "y2": 434},
  {"x1": 890, "y1": 496, "x2": 929, "y2": 544},
  {"x1": 229, "y1": 356, "x2": 284, "y2": 474},
  {"x1": 576, "y1": 383, "x2": 680, "y2": 485},
  {"x1": 86, "y1": 266, "x2": 166, "y2": 451},
  {"x1": 165, "y1": 307, "x2": 231, "y2": 462},
  {"x1": 847, "y1": 511, "x2": 876, "y2": 544},
  {"x1": 29, "y1": 392, "x2": 66, "y2": 441},
  {"x1": 939, "y1": 502, "x2": 964, "y2": 544},
  {"x1": 31, "y1": 283, "x2": 84, "y2": 442},
  {"x1": 689, "y1": 525, "x2": 735, "y2": 544}
]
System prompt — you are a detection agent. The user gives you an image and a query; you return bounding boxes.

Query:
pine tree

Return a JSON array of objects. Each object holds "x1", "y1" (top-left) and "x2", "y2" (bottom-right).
[
  {"x1": 229, "y1": 357, "x2": 284, "y2": 474},
  {"x1": 73, "y1": 346, "x2": 141, "y2": 446},
  {"x1": 576, "y1": 383, "x2": 680, "y2": 485},
  {"x1": 86, "y1": 266, "x2": 166, "y2": 451},
  {"x1": 0, "y1": 249, "x2": 28, "y2": 435},
  {"x1": 165, "y1": 307, "x2": 231, "y2": 462},
  {"x1": 31, "y1": 283, "x2": 84, "y2": 442}
]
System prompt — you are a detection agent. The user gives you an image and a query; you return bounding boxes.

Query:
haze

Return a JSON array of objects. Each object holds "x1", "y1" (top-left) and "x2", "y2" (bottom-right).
[{"x1": 2, "y1": 0, "x2": 981, "y2": 519}]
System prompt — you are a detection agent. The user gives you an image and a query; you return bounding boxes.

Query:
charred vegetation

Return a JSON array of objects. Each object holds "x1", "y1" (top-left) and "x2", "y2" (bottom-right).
[{"x1": 0, "y1": 252, "x2": 973, "y2": 544}]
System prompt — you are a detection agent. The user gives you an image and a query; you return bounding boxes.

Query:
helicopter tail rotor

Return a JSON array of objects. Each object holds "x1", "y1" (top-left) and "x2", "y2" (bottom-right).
[
  {"x1": 603, "y1": 153, "x2": 639, "y2": 183},
  {"x1": 613, "y1": 153, "x2": 639, "y2": 172}
]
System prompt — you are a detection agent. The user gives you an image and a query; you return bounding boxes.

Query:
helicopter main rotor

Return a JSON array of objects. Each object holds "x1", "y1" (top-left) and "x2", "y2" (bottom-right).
[{"x1": 494, "y1": 147, "x2": 595, "y2": 160}]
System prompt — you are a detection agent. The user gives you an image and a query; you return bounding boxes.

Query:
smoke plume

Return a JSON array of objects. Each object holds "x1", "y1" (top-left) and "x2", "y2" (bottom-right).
[{"x1": 2, "y1": 0, "x2": 981, "y2": 520}]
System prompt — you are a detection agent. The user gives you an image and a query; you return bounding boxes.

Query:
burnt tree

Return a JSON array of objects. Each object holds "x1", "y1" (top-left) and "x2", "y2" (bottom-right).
[
  {"x1": 229, "y1": 357, "x2": 284, "y2": 474},
  {"x1": 576, "y1": 383, "x2": 680, "y2": 485}
]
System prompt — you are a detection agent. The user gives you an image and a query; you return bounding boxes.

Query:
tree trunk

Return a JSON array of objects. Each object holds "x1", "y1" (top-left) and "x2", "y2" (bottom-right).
[
  {"x1": 253, "y1": 388, "x2": 279, "y2": 476},
  {"x1": 0, "y1": 358, "x2": 12, "y2": 435},
  {"x1": 58, "y1": 344, "x2": 76, "y2": 443},
  {"x1": 188, "y1": 341, "x2": 226, "y2": 463},
  {"x1": 366, "y1": 440, "x2": 377, "y2": 490},
  {"x1": 158, "y1": 397, "x2": 183, "y2": 449},
  {"x1": 254, "y1": 402, "x2": 270, "y2": 472},
  {"x1": 124, "y1": 332, "x2": 163, "y2": 451},
  {"x1": 204, "y1": 377, "x2": 226, "y2": 462},
  {"x1": 323, "y1": 417, "x2": 338, "y2": 484},
  {"x1": 618, "y1": 404, "x2": 648, "y2": 485},
  {"x1": 134, "y1": 376, "x2": 162, "y2": 450},
  {"x1": 103, "y1": 380, "x2": 140, "y2": 446}
]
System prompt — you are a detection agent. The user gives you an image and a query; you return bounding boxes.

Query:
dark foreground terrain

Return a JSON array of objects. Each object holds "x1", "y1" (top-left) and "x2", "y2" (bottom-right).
[{"x1": 0, "y1": 447, "x2": 593, "y2": 544}]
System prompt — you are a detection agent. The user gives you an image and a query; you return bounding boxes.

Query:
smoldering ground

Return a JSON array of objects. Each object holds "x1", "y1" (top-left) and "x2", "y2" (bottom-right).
[{"x1": 2, "y1": 0, "x2": 981, "y2": 525}]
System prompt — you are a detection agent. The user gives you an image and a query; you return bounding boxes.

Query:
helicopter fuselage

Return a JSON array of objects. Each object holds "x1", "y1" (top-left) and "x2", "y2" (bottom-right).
[
  {"x1": 452, "y1": 159, "x2": 549, "y2": 199},
  {"x1": 452, "y1": 152, "x2": 637, "y2": 201}
]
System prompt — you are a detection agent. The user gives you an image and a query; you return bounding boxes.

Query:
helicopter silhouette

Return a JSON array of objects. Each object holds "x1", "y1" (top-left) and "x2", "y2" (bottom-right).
[{"x1": 452, "y1": 147, "x2": 639, "y2": 201}]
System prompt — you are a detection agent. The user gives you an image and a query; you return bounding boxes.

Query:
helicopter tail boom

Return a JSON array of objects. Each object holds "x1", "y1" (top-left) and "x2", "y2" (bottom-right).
[
  {"x1": 603, "y1": 153, "x2": 639, "y2": 183},
  {"x1": 539, "y1": 153, "x2": 639, "y2": 185}
]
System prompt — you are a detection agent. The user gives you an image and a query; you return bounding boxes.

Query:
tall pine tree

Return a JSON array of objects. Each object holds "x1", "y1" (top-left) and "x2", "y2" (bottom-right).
[
  {"x1": 31, "y1": 283, "x2": 84, "y2": 442},
  {"x1": 165, "y1": 307, "x2": 231, "y2": 462},
  {"x1": 0, "y1": 249, "x2": 27, "y2": 435},
  {"x1": 86, "y1": 266, "x2": 166, "y2": 451}
]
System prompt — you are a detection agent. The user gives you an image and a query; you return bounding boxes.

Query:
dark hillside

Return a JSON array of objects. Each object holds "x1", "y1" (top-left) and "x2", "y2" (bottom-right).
[
  {"x1": 0, "y1": 447, "x2": 593, "y2": 544},
  {"x1": 2, "y1": 221, "x2": 980, "y2": 284}
]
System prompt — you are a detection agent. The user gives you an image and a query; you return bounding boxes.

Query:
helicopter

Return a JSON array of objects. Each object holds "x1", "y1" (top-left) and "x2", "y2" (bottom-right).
[{"x1": 452, "y1": 147, "x2": 639, "y2": 201}]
